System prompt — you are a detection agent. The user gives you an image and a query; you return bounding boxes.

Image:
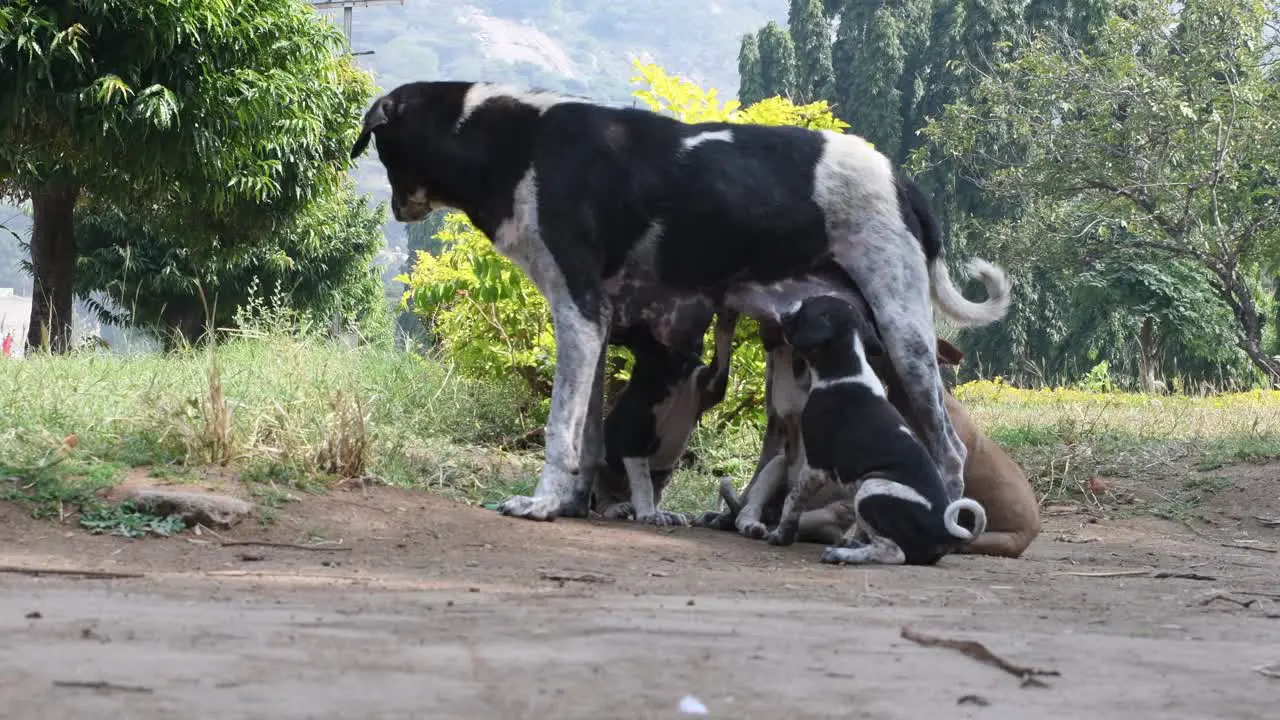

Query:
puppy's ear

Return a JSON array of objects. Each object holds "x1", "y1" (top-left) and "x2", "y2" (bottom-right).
[
  {"x1": 781, "y1": 305, "x2": 836, "y2": 349},
  {"x1": 936, "y1": 338, "x2": 964, "y2": 366},
  {"x1": 351, "y1": 95, "x2": 395, "y2": 159}
]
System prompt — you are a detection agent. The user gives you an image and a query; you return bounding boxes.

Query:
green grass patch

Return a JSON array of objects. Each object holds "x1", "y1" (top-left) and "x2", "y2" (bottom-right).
[{"x1": 4, "y1": 339, "x2": 1280, "y2": 526}]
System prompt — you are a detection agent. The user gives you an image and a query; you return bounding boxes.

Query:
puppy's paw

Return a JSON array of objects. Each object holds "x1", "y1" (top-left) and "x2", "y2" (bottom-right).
[
  {"x1": 497, "y1": 495, "x2": 560, "y2": 522},
  {"x1": 695, "y1": 511, "x2": 732, "y2": 530},
  {"x1": 738, "y1": 521, "x2": 768, "y2": 540},
  {"x1": 601, "y1": 502, "x2": 635, "y2": 520},
  {"x1": 820, "y1": 546, "x2": 861, "y2": 565},
  {"x1": 638, "y1": 510, "x2": 692, "y2": 527},
  {"x1": 766, "y1": 528, "x2": 796, "y2": 547}
]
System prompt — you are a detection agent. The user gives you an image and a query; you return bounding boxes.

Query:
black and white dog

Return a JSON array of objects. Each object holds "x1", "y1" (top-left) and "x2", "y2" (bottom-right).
[
  {"x1": 591, "y1": 307, "x2": 736, "y2": 525},
  {"x1": 770, "y1": 295, "x2": 987, "y2": 565},
  {"x1": 350, "y1": 81, "x2": 1011, "y2": 522}
]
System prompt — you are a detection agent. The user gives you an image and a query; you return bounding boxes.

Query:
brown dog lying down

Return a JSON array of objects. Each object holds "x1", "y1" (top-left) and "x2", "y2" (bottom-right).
[{"x1": 706, "y1": 338, "x2": 1041, "y2": 559}]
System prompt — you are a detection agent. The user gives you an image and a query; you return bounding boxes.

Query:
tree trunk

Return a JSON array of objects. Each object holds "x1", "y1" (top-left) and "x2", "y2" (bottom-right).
[
  {"x1": 26, "y1": 183, "x2": 82, "y2": 354},
  {"x1": 1136, "y1": 315, "x2": 1160, "y2": 394},
  {"x1": 1214, "y1": 267, "x2": 1280, "y2": 387}
]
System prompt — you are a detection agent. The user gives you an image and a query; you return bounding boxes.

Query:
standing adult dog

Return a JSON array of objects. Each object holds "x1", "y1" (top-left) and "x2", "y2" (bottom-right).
[{"x1": 351, "y1": 82, "x2": 1011, "y2": 521}]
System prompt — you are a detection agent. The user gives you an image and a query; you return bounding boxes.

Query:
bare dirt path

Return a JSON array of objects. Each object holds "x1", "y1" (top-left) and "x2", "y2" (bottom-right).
[{"x1": 2, "y1": 469, "x2": 1279, "y2": 719}]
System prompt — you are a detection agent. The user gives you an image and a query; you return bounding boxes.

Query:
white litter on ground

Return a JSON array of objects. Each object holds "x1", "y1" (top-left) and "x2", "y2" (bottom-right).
[{"x1": 679, "y1": 695, "x2": 709, "y2": 714}]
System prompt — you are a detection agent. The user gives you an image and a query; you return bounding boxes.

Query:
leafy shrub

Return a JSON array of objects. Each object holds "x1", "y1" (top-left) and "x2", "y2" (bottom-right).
[{"x1": 398, "y1": 60, "x2": 853, "y2": 429}]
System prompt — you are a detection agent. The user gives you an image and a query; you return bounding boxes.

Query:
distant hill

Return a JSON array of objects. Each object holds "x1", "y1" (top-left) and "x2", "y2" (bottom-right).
[{"x1": 335, "y1": 0, "x2": 787, "y2": 253}]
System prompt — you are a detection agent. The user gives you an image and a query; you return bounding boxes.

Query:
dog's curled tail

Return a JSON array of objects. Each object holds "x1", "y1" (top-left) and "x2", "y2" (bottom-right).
[
  {"x1": 943, "y1": 498, "x2": 988, "y2": 541},
  {"x1": 717, "y1": 476, "x2": 744, "y2": 515},
  {"x1": 929, "y1": 256, "x2": 1012, "y2": 329}
]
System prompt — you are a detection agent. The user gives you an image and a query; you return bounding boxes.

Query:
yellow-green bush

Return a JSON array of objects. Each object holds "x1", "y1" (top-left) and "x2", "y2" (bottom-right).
[{"x1": 398, "y1": 60, "x2": 852, "y2": 429}]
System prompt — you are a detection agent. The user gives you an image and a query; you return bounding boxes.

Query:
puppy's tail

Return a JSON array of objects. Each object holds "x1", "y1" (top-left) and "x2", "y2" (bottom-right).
[
  {"x1": 943, "y1": 498, "x2": 988, "y2": 541},
  {"x1": 929, "y1": 256, "x2": 1012, "y2": 329},
  {"x1": 717, "y1": 476, "x2": 743, "y2": 515}
]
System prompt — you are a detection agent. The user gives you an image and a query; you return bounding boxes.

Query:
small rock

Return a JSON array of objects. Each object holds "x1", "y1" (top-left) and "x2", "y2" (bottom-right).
[
  {"x1": 679, "y1": 695, "x2": 708, "y2": 714},
  {"x1": 958, "y1": 694, "x2": 990, "y2": 707},
  {"x1": 25, "y1": 611, "x2": 41, "y2": 620},
  {"x1": 686, "y1": 599, "x2": 696, "y2": 606},
  {"x1": 126, "y1": 489, "x2": 254, "y2": 530}
]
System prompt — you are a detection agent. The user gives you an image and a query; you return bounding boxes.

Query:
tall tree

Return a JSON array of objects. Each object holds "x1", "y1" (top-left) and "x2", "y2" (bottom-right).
[
  {"x1": 789, "y1": 0, "x2": 836, "y2": 103},
  {"x1": 923, "y1": 0, "x2": 1280, "y2": 383},
  {"x1": 757, "y1": 21, "x2": 798, "y2": 100},
  {"x1": 737, "y1": 32, "x2": 767, "y2": 105},
  {"x1": 833, "y1": 1, "x2": 906, "y2": 159},
  {"x1": 0, "y1": 0, "x2": 371, "y2": 353}
]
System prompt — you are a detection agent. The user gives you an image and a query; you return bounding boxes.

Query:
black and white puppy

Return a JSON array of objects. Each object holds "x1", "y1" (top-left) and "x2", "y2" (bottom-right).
[
  {"x1": 772, "y1": 295, "x2": 987, "y2": 565},
  {"x1": 591, "y1": 311, "x2": 736, "y2": 525},
  {"x1": 350, "y1": 81, "x2": 1011, "y2": 523}
]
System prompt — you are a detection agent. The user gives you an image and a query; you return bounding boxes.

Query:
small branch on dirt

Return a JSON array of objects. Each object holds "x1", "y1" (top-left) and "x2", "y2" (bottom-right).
[
  {"x1": 497, "y1": 426, "x2": 545, "y2": 450},
  {"x1": 1197, "y1": 591, "x2": 1257, "y2": 609},
  {"x1": 219, "y1": 541, "x2": 353, "y2": 552},
  {"x1": 0, "y1": 566, "x2": 143, "y2": 580},
  {"x1": 1151, "y1": 571, "x2": 1218, "y2": 581},
  {"x1": 1255, "y1": 516, "x2": 1280, "y2": 527},
  {"x1": 538, "y1": 571, "x2": 615, "y2": 585},
  {"x1": 52, "y1": 680, "x2": 154, "y2": 694},
  {"x1": 899, "y1": 626, "x2": 1060, "y2": 688},
  {"x1": 1254, "y1": 663, "x2": 1280, "y2": 680},
  {"x1": 1233, "y1": 590, "x2": 1280, "y2": 601},
  {"x1": 1221, "y1": 542, "x2": 1279, "y2": 554},
  {"x1": 957, "y1": 694, "x2": 990, "y2": 707},
  {"x1": 1059, "y1": 569, "x2": 1152, "y2": 578}
]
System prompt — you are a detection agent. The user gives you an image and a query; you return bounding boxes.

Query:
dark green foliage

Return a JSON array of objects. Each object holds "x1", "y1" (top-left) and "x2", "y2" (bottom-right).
[
  {"x1": 73, "y1": 184, "x2": 387, "y2": 347},
  {"x1": 788, "y1": 0, "x2": 835, "y2": 103},
  {"x1": 833, "y1": 1, "x2": 906, "y2": 159},
  {"x1": 757, "y1": 21, "x2": 798, "y2": 99},
  {"x1": 737, "y1": 32, "x2": 767, "y2": 105}
]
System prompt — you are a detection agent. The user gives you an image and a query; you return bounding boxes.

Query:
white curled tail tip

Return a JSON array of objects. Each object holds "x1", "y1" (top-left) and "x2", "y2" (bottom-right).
[
  {"x1": 929, "y1": 256, "x2": 1013, "y2": 329},
  {"x1": 718, "y1": 476, "x2": 743, "y2": 514},
  {"x1": 944, "y1": 498, "x2": 987, "y2": 541}
]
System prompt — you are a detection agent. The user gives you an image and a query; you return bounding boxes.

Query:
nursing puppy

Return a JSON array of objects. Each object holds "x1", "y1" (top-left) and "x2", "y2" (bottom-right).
[
  {"x1": 591, "y1": 312, "x2": 737, "y2": 525},
  {"x1": 772, "y1": 296, "x2": 987, "y2": 565}
]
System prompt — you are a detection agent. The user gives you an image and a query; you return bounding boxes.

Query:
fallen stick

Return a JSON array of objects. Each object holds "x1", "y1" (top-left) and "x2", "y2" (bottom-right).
[
  {"x1": 538, "y1": 571, "x2": 615, "y2": 585},
  {"x1": 900, "y1": 626, "x2": 1060, "y2": 688},
  {"x1": 1220, "y1": 542, "x2": 1279, "y2": 554},
  {"x1": 1255, "y1": 516, "x2": 1280, "y2": 527},
  {"x1": 1059, "y1": 569, "x2": 1151, "y2": 578},
  {"x1": 1151, "y1": 571, "x2": 1217, "y2": 581},
  {"x1": 0, "y1": 566, "x2": 143, "y2": 580},
  {"x1": 1254, "y1": 663, "x2": 1280, "y2": 680},
  {"x1": 53, "y1": 680, "x2": 154, "y2": 694},
  {"x1": 220, "y1": 541, "x2": 352, "y2": 552}
]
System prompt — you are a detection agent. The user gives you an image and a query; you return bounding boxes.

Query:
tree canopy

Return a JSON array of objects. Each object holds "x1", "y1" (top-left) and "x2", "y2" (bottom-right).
[{"x1": 0, "y1": 0, "x2": 376, "y2": 351}]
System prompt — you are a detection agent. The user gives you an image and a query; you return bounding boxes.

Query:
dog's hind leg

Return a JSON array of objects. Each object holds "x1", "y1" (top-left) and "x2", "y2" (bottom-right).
[
  {"x1": 829, "y1": 234, "x2": 967, "y2": 502},
  {"x1": 735, "y1": 454, "x2": 789, "y2": 539}
]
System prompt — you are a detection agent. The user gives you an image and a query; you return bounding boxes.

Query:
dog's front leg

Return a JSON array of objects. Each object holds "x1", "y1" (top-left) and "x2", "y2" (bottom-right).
[{"x1": 498, "y1": 297, "x2": 609, "y2": 522}]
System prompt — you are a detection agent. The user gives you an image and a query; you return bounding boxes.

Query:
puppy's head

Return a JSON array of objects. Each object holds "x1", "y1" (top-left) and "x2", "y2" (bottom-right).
[{"x1": 779, "y1": 295, "x2": 857, "y2": 351}]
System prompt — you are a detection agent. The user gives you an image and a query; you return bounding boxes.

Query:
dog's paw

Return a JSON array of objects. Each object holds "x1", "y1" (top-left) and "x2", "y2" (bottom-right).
[
  {"x1": 695, "y1": 511, "x2": 730, "y2": 529},
  {"x1": 737, "y1": 521, "x2": 768, "y2": 540},
  {"x1": 497, "y1": 495, "x2": 560, "y2": 522},
  {"x1": 820, "y1": 546, "x2": 861, "y2": 565},
  {"x1": 638, "y1": 510, "x2": 692, "y2": 527},
  {"x1": 601, "y1": 502, "x2": 635, "y2": 520},
  {"x1": 766, "y1": 527, "x2": 796, "y2": 546}
]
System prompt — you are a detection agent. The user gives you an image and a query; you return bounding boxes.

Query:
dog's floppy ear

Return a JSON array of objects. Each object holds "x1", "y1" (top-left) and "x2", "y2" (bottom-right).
[
  {"x1": 936, "y1": 338, "x2": 964, "y2": 366},
  {"x1": 350, "y1": 95, "x2": 394, "y2": 159}
]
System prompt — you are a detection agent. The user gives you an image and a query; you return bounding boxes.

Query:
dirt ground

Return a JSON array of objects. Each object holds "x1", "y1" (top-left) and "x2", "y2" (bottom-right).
[{"x1": 2, "y1": 463, "x2": 1279, "y2": 720}]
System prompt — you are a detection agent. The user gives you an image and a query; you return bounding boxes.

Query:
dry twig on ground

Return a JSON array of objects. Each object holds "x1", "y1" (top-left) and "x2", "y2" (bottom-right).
[{"x1": 900, "y1": 626, "x2": 1060, "y2": 688}]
